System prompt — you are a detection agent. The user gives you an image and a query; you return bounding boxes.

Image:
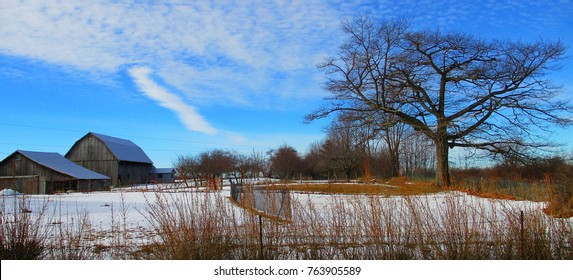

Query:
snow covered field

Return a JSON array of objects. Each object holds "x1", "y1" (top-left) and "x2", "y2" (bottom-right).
[
  {"x1": 0, "y1": 184, "x2": 553, "y2": 231},
  {"x1": 1, "y1": 182, "x2": 572, "y2": 260}
]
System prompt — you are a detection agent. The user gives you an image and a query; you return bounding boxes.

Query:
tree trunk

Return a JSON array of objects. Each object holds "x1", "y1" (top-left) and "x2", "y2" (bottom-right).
[
  {"x1": 384, "y1": 125, "x2": 402, "y2": 178},
  {"x1": 435, "y1": 134, "x2": 451, "y2": 187},
  {"x1": 390, "y1": 150, "x2": 400, "y2": 178},
  {"x1": 436, "y1": 74, "x2": 450, "y2": 187}
]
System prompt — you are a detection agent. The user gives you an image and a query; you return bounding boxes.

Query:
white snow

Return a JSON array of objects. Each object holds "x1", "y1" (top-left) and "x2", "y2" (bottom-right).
[
  {"x1": 1, "y1": 184, "x2": 236, "y2": 233},
  {"x1": 0, "y1": 188, "x2": 22, "y2": 196}
]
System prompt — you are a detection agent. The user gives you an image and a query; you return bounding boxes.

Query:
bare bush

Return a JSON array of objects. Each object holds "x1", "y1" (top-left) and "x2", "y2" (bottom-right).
[{"x1": 0, "y1": 195, "x2": 49, "y2": 259}]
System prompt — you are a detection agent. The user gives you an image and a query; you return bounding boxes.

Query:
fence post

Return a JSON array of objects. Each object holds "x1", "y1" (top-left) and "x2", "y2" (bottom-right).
[
  {"x1": 259, "y1": 215, "x2": 264, "y2": 259},
  {"x1": 520, "y1": 210, "x2": 525, "y2": 259}
]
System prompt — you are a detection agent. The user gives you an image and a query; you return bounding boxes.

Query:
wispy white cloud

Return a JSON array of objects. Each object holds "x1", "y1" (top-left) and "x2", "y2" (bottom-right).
[
  {"x1": 0, "y1": 0, "x2": 340, "y2": 109},
  {"x1": 128, "y1": 66, "x2": 217, "y2": 135}
]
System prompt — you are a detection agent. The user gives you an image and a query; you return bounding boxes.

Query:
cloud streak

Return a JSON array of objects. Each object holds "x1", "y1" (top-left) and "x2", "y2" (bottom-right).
[
  {"x1": 128, "y1": 66, "x2": 217, "y2": 135},
  {"x1": 0, "y1": 0, "x2": 340, "y2": 108}
]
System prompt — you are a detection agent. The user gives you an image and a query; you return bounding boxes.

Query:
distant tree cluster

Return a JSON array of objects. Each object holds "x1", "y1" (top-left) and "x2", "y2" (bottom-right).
[
  {"x1": 174, "y1": 149, "x2": 267, "y2": 188},
  {"x1": 174, "y1": 127, "x2": 436, "y2": 184},
  {"x1": 303, "y1": 116, "x2": 435, "y2": 181}
]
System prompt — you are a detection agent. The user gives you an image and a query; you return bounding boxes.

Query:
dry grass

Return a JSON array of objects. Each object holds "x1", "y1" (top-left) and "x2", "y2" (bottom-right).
[
  {"x1": 452, "y1": 175, "x2": 573, "y2": 218},
  {"x1": 0, "y1": 195, "x2": 49, "y2": 259},
  {"x1": 270, "y1": 177, "x2": 440, "y2": 196},
  {"x1": 134, "y1": 191, "x2": 262, "y2": 260}
]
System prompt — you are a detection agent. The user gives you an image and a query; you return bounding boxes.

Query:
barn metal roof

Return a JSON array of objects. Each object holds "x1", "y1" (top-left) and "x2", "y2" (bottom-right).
[
  {"x1": 17, "y1": 150, "x2": 110, "y2": 180},
  {"x1": 152, "y1": 167, "x2": 175, "y2": 174},
  {"x1": 90, "y1": 132, "x2": 153, "y2": 164}
]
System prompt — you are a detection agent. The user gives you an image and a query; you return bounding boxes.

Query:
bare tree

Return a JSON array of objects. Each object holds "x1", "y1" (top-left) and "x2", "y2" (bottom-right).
[
  {"x1": 234, "y1": 150, "x2": 269, "y2": 182},
  {"x1": 335, "y1": 110, "x2": 405, "y2": 178},
  {"x1": 376, "y1": 114, "x2": 405, "y2": 178},
  {"x1": 198, "y1": 149, "x2": 237, "y2": 189},
  {"x1": 303, "y1": 141, "x2": 329, "y2": 180},
  {"x1": 173, "y1": 154, "x2": 201, "y2": 187},
  {"x1": 307, "y1": 17, "x2": 571, "y2": 186},
  {"x1": 400, "y1": 129, "x2": 435, "y2": 179},
  {"x1": 323, "y1": 118, "x2": 368, "y2": 181},
  {"x1": 269, "y1": 145, "x2": 303, "y2": 181}
]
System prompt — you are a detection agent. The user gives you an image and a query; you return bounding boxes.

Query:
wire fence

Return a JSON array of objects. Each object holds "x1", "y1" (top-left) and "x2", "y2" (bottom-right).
[{"x1": 231, "y1": 182, "x2": 292, "y2": 219}]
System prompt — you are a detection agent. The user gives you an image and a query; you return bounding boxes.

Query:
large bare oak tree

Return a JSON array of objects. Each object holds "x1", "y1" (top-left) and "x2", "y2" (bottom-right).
[{"x1": 307, "y1": 17, "x2": 571, "y2": 186}]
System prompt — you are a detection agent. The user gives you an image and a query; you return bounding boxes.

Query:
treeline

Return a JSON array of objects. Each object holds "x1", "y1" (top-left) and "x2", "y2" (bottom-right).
[
  {"x1": 453, "y1": 155, "x2": 573, "y2": 183},
  {"x1": 174, "y1": 116, "x2": 436, "y2": 183},
  {"x1": 174, "y1": 118, "x2": 573, "y2": 190}
]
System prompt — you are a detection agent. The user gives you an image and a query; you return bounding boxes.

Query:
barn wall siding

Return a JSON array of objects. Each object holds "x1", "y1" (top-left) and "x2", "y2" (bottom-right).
[
  {"x1": 77, "y1": 179, "x2": 110, "y2": 192},
  {"x1": 118, "y1": 162, "x2": 152, "y2": 186},
  {"x1": 0, "y1": 176, "x2": 45, "y2": 194},
  {"x1": 67, "y1": 134, "x2": 117, "y2": 161},
  {"x1": 150, "y1": 172, "x2": 176, "y2": 183},
  {"x1": 67, "y1": 134, "x2": 121, "y2": 186}
]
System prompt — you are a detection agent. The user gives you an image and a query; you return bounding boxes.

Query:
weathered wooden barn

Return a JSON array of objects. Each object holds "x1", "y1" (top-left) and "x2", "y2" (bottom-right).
[
  {"x1": 0, "y1": 150, "x2": 110, "y2": 194},
  {"x1": 65, "y1": 132, "x2": 153, "y2": 187}
]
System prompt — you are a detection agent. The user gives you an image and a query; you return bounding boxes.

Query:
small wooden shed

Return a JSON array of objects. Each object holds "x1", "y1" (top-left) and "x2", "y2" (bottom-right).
[
  {"x1": 0, "y1": 150, "x2": 110, "y2": 194},
  {"x1": 65, "y1": 132, "x2": 153, "y2": 187},
  {"x1": 150, "y1": 167, "x2": 176, "y2": 183}
]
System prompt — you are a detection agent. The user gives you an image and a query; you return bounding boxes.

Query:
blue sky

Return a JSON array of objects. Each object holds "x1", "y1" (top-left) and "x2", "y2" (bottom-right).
[{"x1": 1, "y1": 0, "x2": 572, "y2": 168}]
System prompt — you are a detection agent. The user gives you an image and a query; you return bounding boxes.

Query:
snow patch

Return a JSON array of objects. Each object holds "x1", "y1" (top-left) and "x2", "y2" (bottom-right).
[{"x1": 0, "y1": 189, "x2": 22, "y2": 196}]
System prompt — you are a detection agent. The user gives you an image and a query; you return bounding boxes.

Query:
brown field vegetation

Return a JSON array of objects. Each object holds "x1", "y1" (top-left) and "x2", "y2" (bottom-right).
[
  {"x1": 268, "y1": 177, "x2": 440, "y2": 196},
  {"x1": 2, "y1": 180, "x2": 571, "y2": 260}
]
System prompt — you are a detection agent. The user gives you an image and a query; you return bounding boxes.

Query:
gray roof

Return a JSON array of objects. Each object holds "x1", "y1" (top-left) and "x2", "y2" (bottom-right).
[
  {"x1": 17, "y1": 150, "x2": 110, "y2": 180},
  {"x1": 90, "y1": 132, "x2": 153, "y2": 164},
  {"x1": 152, "y1": 167, "x2": 175, "y2": 174}
]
